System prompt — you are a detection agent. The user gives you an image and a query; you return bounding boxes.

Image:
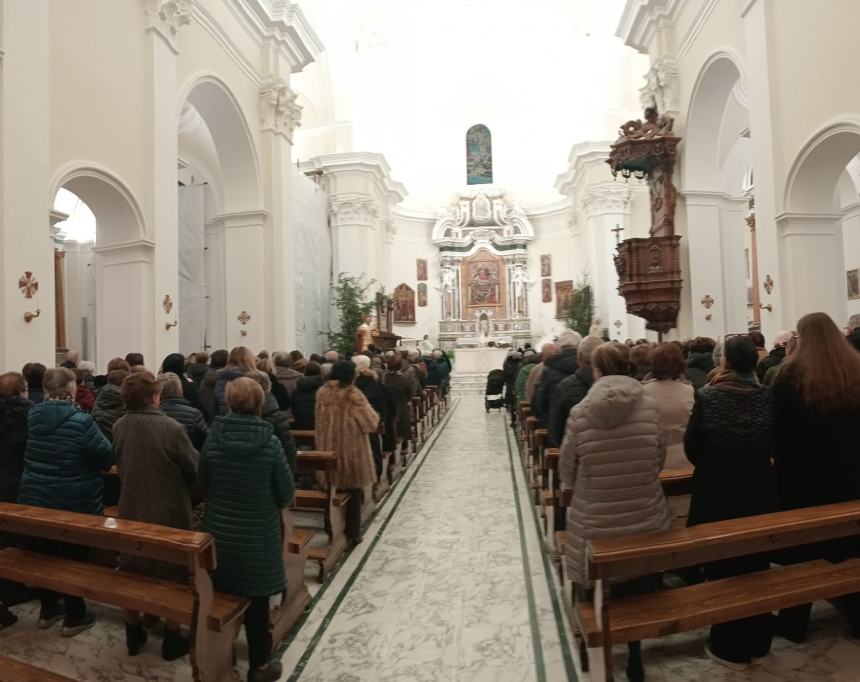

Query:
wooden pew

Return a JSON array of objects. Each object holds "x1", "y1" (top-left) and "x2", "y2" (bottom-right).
[
  {"x1": 658, "y1": 467, "x2": 694, "y2": 498},
  {"x1": 531, "y1": 429, "x2": 548, "y2": 505},
  {"x1": 270, "y1": 508, "x2": 311, "y2": 650},
  {"x1": 577, "y1": 500, "x2": 860, "y2": 681},
  {"x1": 0, "y1": 502, "x2": 247, "y2": 682},
  {"x1": 0, "y1": 655, "x2": 77, "y2": 682},
  {"x1": 291, "y1": 430, "x2": 316, "y2": 450},
  {"x1": 409, "y1": 396, "x2": 423, "y2": 456},
  {"x1": 292, "y1": 451, "x2": 350, "y2": 581}
]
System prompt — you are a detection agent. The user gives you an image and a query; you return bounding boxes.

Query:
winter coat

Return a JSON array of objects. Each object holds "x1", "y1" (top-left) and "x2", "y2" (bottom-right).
[
  {"x1": 549, "y1": 366, "x2": 595, "y2": 448},
  {"x1": 27, "y1": 387, "x2": 44, "y2": 405},
  {"x1": 161, "y1": 354, "x2": 206, "y2": 417},
  {"x1": 0, "y1": 396, "x2": 33, "y2": 503},
  {"x1": 215, "y1": 367, "x2": 246, "y2": 416},
  {"x1": 315, "y1": 382, "x2": 379, "y2": 489},
  {"x1": 384, "y1": 371, "x2": 414, "y2": 441},
  {"x1": 91, "y1": 383, "x2": 126, "y2": 441},
  {"x1": 197, "y1": 367, "x2": 219, "y2": 424},
  {"x1": 755, "y1": 346, "x2": 786, "y2": 384},
  {"x1": 685, "y1": 352, "x2": 714, "y2": 390},
  {"x1": 533, "y1": 348, "x2": 579, "y2": 424},
  {"x1": 525, "y1": 363, "x2": 544, "y2": 405},
  {"x1": 114, "y1": 408, "x2": 199, "y2": 578},
  {"x1": 18, "y1": 400, "x2": 113, "y2": 515},
  {"x1": 642, "y1": 379, "x2": 694, "y2": 470},
  {"x1": 201, "y1": 415, "x2": 293, "y2": 597},
  {"x1": 261, "y1": 394, "x2": 297, "y2": 475},
  {"x1": 515, "y1": 364, "x2": 536, "y2": 403},
  {"x1": 274, "y1": 366, "x2": 303, "y2": 397},
  {"x1": 559, "y1": 375, "x2": 672, "y2": 585},
  {"x1": 75, "y1": 385, "x2": 96, "y2": 413},
  {"x1": 160, "y1": 397, "x2": 208, "y2": 451},
  {"x1": 187, "y1": 362, "x2": 209, "y2": 388},
  {"x1": 684, "y1": 374, "x2": 777, "y2": 527},
  {"x1": 291, "y1": 375, "x2": 323, "y2": 430},
  {"x1": 355, "y1": 374, "x2": 386, "y2": 424}
]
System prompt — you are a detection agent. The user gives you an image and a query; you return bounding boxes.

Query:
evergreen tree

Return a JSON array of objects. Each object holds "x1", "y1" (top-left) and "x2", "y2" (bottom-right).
[
  {"x1": 567, "y1": 274, "x2": 595, "y2": 337},
  {"x1": 325, "y1": 273, "x2": 377, "y2": 356}
]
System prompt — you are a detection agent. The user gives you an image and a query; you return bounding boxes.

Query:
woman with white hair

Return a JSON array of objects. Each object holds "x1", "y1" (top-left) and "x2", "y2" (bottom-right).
[
  {"x1": 245, "y1": 370, "x2": 297, "y2": 475},
  {"x1": 158, "y1": 372, "x2": 208, "y2": 450}
]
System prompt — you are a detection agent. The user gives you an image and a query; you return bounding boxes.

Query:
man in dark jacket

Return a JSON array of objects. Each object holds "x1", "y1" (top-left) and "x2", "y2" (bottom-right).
[
  {"x1": 158, "y1": 373, "x2": 208, "y2": 450},
  {"x1": 533, "y1": 330, "x2": 581, "y2": 427},
  {"x1": 92, "y1": 369, "x2": 130, "y2": 441},
  {"x1": 291, "y1": 363, "x2": 324, "y2": 431},
  {"x1": 755, "y1": 330, "x2": 792, "y2": 383},
  {"x1": 548, "y1": 336, "x2": 602, "y2": 448},
  {"x1": 161, "y1": 353, "x2": 206, "y2": 419}
]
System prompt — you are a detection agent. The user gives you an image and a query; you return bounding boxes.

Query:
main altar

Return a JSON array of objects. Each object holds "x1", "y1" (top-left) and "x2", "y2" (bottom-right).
[{"x1": 432, "y1": 186, "x2": 535, "y2": 350}]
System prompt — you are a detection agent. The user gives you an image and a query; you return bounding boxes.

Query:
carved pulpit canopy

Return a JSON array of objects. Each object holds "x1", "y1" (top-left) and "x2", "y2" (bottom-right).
[{"x1": 608, "y1": 105, "x2": 683, "y2": 335}]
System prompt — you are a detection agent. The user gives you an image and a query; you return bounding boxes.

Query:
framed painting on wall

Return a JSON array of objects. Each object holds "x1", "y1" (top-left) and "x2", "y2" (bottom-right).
[
  {"x1": 417, "y1": 283, "x2": 428, "y2": 307},
  {"x1": 416, "y1": 259, "x2": 428, "y2": 282},
  {"x1": 393, "y1": 284, "x2": 416, "y2": 323},
  {"x1": 848, "y1": 269, "x2": 860, "y2": 300},
  {"x1": 540, "y1": 254, "x2": 552, "y2": 277},
  {"x1": 541, "y1": 278, "x2": 552, "y2": 303},
  {"x1": 555, "y1": 280, "x2": 573, "y2": 320}
]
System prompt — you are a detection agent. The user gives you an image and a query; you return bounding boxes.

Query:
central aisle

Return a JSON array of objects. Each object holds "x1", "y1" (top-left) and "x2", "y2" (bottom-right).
[{"x1": 282, "y1": 397, "x2": 576, "y2": 681}]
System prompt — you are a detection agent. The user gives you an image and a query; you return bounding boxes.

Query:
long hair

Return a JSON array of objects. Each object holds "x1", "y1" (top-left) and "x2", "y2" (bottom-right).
[
  {"x1": 227, "y1": 346, "x2": 256, "y2": 373},
  {"x1": 780, "y1": 312, "x2": 860, "y2": 413}
]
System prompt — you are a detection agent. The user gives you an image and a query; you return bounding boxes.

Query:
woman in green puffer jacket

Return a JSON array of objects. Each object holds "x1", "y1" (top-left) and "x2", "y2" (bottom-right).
[{"x1": 199, "y1": 377, "x2": 293, "y2": 682}]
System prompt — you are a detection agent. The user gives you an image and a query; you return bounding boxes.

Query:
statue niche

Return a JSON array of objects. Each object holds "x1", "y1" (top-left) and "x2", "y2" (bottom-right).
[{"x1": 608, "y1": 105, "x2": 683, "y2": 335}]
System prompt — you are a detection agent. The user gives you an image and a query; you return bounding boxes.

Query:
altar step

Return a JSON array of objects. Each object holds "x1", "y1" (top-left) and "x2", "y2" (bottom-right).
[{"x1": 449, "y1": 372, "x2": 495, "y2": 397}]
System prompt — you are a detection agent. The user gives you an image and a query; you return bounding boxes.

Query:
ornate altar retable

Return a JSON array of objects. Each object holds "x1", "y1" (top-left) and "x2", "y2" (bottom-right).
[{"x1": 432, "y1": 186, "x2": 535, "y2": 350}]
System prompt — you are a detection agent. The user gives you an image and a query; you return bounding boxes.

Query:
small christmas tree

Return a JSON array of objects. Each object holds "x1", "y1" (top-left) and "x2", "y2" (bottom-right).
[
  {"x1": 325, "y1": 273, "x2": 377, "y2": 356},
  {"x1": 567, "y1": 273, "x2": 595, "y2": 337}
]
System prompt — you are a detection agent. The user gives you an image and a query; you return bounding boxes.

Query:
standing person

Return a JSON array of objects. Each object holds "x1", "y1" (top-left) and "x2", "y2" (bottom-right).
[
  {"x1": 684, "y1": 337, "x2": 715, "y2": 389},
  {"x1": 73, "y1": 368, "x2": 96, "y2": 412},
  {"x1": 771, "y1": 312, "x2": 860, "y2": 641},
  {"x1": 291, "y1": 362, "x2": 324, "y2": 431},
  {"x1": 749, "y1": 331, "x2": 768, "y2": 362},
  {"x1": 630, "y1": 344, "x2": 653, "y2": 381},
  {"x1": 18, "y1": 368, "x2": 113, "y2": 636},
  {"x1": 315, "y1": 361, "x2": 380, "y2": 544},
  {"x1": 353, "y1": 355, "x2": 386, "y2": 481},
  {"x1": 92, "y1": 366, "x2": 130, "y2": 441},
  {"x1": 514, "y1": 350, "x2": 538, "y2": 402},
  {"x1": 643, "y1": 343, "x2": 695, "y2": 470},
  {"x1": 684, "y1": 335, "x2": 776, "y2": 669},
  {"x1": 383, "y1": 354, "x2": 415, "y2": 460},
  {"x1": 0, "y1": 373, "x2": 33, "y2": 503},
  {"x1": 22, "y1": 363, "x2": 46, "y2": 404},
  {"x1": 61, "y1": 350, "x2": 80, "y2": 369},
  {"x1": 549, "y1": 336, "x2": 602, "y2": 448},
  {"x1": 215, "y1": 346, "x2": 256, "y2": 416},
  {"x1": 186, "y1": 352, "x2": 210, "y2": 391},
  {"x1": 199, "y1": 350, "x2": 226, "y2": 424},
  {"x1": 533, "y1": 332, "x2": 580, "y2": 427},
  {"x1": 113, "y1": 372, "x2": 199, "y2": 660},
  {"x1": 526, "y1": 343, "x2": 558, "y2": 405},
  {"x1": 419, "y1": 335, "x2": 434, "y2": 355},
  {"x1": 161, "y1": 353, "x2": 205, "y2": 416},
  {"x1": 245, "y1": 370, "x2": 297, "y2": 476},
  {"x1": 272, "y1": 352, "x2": 302, "y2": 397},
  {"x1": 559, "y1": 343, "x2": 672, "y2": 682},
  {"x1": 200, "y1": 378, "x2": 292, "y2": 682},
  {"x1": 157, "y1": 373, "x2": 208, "y2": 451},
  {"x1": 755, "y1": 330, "x2": 792, "y2": 383}
]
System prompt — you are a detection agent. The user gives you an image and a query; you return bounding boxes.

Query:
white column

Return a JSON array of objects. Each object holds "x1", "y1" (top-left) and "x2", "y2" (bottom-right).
[
  {"x1": 260, "y1": 77, "x2": 301, "y2": 350},
  {"x1": 144, "y1": 0, "x2": 186, "y2": 363},
  {"x1": 582, "y1": 183, "x2": 631, "y2": 339},
  {"x1": 92, "y1": 241, "x2": 155, "y2": 369},
  {"x1": 1, "y1": 0, "x2": 55, "y2": 368},
  {"x1": 743, "y1": 0, "x2": 784, "y2": 337},
  {"x1": 204, "y1": 218, "x2": 227, "y2": 350},
  {"x1": 684, "y1": 192, "x2": 749, "y2": 336},
  {"x1": 329, "y1": 194, "x2": 378, "y2": 280},
  {"x1": 776, "y1": 212, "x2": 846, "y2": 326}
]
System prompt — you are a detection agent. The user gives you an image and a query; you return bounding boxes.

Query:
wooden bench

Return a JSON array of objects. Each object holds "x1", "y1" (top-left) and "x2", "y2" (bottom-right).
[
  {"x1": 0, "y1": 655, "x2": 78, "y2": 682},
  {"x1": 409, "y1": 396, "x2": 423, "y2": 455},
  {"x1": 577, "y1": 500, "x2": 860, "y2": 681},
  {"x1": 292, "y1": 451, "x2": 350, "y2": 581},
  {"x1": 0, "y1": 502, "x2": 247, "y2": 682},
  {"x1": 290, "y1": 430, "x2": 316, "y2": 450},
  {"x1": 270, "y1": 509, "x2": 312, "y2": 649}
]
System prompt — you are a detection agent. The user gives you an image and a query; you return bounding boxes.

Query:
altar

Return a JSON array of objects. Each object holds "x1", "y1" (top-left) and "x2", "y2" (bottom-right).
[{"x1": 453, "y1": 347, "x2": 508, "y2": 374}]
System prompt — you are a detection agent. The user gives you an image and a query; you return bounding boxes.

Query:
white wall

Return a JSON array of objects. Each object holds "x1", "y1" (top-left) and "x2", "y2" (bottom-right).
[{"x1": 389, "y1": 215, "x2": 440, "y2": 341}]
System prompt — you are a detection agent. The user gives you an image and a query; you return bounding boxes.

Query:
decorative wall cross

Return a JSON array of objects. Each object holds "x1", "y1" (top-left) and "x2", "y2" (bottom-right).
[
  {"x1": 763, "y1": 275, "x2": 774, "y2": 295},
  {"x1": 700, "y1": 294, "x2": 714, "y2": 309},
  {"x1": 237, "y1": 311, "x2": 251, "y2": 325},
  {"x1": 18, "y1": 272, "x2": 39, "y2": 299},
  {"x1": 162, "y1": 294, "x2": 174, "y2": 314}
]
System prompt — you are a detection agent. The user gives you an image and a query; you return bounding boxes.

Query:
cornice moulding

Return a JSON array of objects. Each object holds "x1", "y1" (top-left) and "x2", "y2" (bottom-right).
[
  {"x1": 555, "y1": 141, "x2": 612, "y2": 195},
  {"x1": 616, "y1": 0, "x2": 681, "y2": 53},
  {"x1": 300, "y1": 153, "x2": 408, "y2": 203},
  {"x1": 191, "y1": 2, "x2": 263, "y2": 85}
]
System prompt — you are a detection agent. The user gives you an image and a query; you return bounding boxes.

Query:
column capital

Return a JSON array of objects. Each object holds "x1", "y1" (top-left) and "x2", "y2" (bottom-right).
[
  {"x1": 143, "y1": 0, "x2": 191, "y2": 54},
  {"x1": 640, "y1": 57, "x2": 679, "y2": 115},
  {"x1": 330, "y1": 193, "x2": 378, "y2": 227},
  {"x1": 259, "y1": 78, "x2": 302, "y2": 142},
  {"x1": 582, "y1": 183, "x2": 631, "y2": 217}
]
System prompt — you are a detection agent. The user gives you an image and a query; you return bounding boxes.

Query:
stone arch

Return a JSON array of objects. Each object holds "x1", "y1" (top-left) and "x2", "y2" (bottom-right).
[{"x1": 177, "y1": 73, "x2": 263, "y2": 214}]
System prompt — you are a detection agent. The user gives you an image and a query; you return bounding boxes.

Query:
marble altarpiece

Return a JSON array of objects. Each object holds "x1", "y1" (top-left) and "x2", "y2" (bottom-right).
[{"x1": 431, "y1": 187, "x2": 535, "y2": 349}]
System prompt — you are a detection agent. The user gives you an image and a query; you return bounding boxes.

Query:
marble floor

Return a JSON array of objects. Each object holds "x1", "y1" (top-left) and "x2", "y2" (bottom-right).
[{"x1": 1, "y1": 396, "x2": 860, "y2": 681}]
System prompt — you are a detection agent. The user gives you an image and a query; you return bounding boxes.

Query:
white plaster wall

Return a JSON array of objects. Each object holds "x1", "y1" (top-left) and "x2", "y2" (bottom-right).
[
  {"x1": 62, "y1": 243, "x2": 96, "y2": 364},
  {"x1": 389, "y1": 215, "x2": 439, "y2": 342}
]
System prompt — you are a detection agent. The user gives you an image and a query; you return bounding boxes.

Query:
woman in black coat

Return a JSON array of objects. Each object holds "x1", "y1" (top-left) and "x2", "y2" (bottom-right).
[
  {"x1": 685, "y1": 335, "x2": 776, "y2": 669},
  {"x1": 291, "y1": 362, "x2": 323, "y2": 431},
  {"x1": 771, "y1": 312, "x2": 860, "y2": 641},
  {"x1": 383, "y1": 355, "x2": 415, "y2": 454},
  {"x1": 353, "y1": 356, "x2": 386, "y2": 479},
  {"x1": 0, "y1": 373, "x2": 32, "y2": 504}
]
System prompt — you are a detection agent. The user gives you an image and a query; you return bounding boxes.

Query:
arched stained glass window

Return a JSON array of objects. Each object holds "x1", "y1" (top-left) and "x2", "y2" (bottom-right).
[{"x1": 466, "y1": 124, "x2": 492, "y2": 185}]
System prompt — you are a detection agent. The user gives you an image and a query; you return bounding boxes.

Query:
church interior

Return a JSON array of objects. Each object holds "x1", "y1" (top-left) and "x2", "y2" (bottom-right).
[{"x1": 1, "y1": 1, "x2": 860, "y2": 680}]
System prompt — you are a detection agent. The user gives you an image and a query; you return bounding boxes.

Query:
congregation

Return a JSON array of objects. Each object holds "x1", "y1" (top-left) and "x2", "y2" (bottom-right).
[
  {"x1": 0, "y1": 342, "x2": 452, "y2": 681},
  {"x1": 508, "y1": 310, "x2": 860, "y2": 680}
]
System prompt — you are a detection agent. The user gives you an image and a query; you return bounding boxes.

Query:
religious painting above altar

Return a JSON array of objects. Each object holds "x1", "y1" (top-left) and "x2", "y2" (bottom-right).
[
  {"x1": 555, "y1": 280, "x2": 573, "y2": 320},
  {"x1": 393, "y1": 283, "x2": 416, "y2": 323},
  {"x1": 463, "y1": 249, "x2": 504, "y2": 312}
]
